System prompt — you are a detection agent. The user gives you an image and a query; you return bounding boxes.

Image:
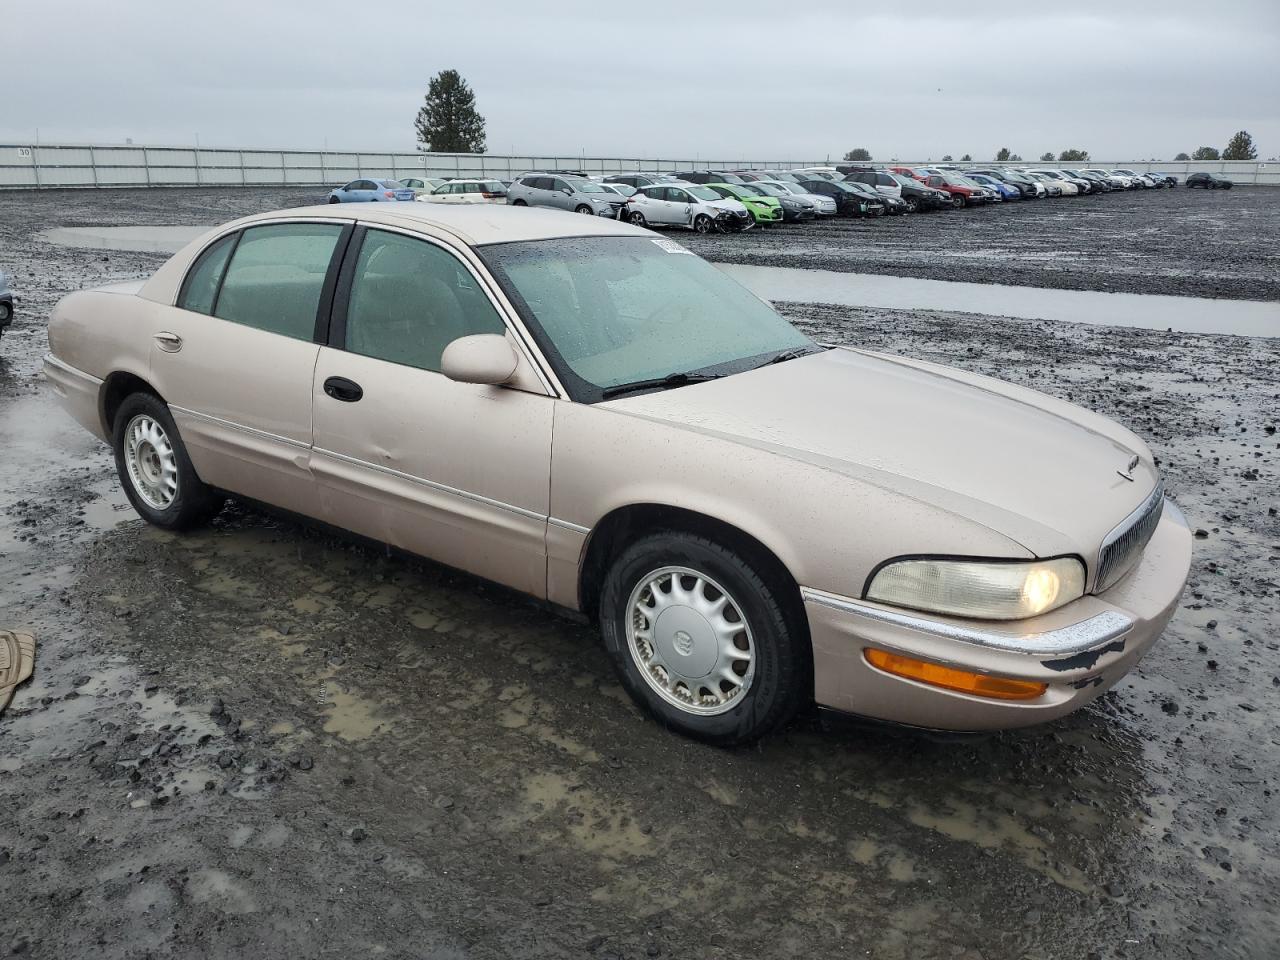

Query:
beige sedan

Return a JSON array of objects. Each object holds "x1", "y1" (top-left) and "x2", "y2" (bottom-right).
[{"x1": 43, "y1": 203, "x2": 1191, "y2": 744}]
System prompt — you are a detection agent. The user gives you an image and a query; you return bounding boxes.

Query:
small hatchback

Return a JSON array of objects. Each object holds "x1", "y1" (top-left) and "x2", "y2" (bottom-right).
[
  {"x1": 328, "y1": 179, "x2": 416, "y2": 203},
  {"x1": 44, "y1": 204, "x2": 1191, "y2": 745},
  {"x1": 507, "y1": 174, "x2": 624, "y2": 217},
  {"x1": 625, "y1": 183, "x2": 752, "y2": 232}
]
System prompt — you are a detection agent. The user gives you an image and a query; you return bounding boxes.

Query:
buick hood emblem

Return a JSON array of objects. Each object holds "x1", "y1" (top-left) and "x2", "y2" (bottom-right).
[{"x1": 1117, "y1": 454, "x2": 1140, "y2": 482}]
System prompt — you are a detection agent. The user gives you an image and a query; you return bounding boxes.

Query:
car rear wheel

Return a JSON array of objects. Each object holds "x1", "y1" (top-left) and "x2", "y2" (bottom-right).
[
  {"x1": 0, "y1": 303, "x2": 10, "y2": 323},
  {"x1": 693, "y1": 214, "x2": 713, "y2": 233},
  {"x1": 628, "y1": 211, "x2": 648, "y2": 227},
  {"x1": 512, "y1": 198, "x2": 527, "y2": 206},
  {"x1": 113, "y1": 393, "x2": 224, "y2": 530},
  {"x1": 599, "y1": 532, "x2": 809, "y2": 745}
]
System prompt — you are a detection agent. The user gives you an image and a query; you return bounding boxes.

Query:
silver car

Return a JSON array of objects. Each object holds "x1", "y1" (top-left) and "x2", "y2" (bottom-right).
[{"x1": 507, "y1": 174, "x2": 623, "y2": 218}]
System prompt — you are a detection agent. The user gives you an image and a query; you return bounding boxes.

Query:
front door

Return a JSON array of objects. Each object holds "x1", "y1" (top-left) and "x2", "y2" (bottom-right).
[
  {"x1": 149, "y1": 221, "x2": 349, "y2": 517},
  {"x1": 309, "y1": 226, "x2": 555, "y2": 598}
]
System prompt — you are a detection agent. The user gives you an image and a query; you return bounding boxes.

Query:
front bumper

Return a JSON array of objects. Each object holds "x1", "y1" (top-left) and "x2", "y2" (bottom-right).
[{"x1": 802, "y1": 501, "x2": 1191, "y2": 731}]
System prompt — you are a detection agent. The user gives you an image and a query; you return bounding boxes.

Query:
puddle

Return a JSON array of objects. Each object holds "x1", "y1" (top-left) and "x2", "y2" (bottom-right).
[{"x1": 720, "y1": 263, "x2": 1280, "y2": 337}]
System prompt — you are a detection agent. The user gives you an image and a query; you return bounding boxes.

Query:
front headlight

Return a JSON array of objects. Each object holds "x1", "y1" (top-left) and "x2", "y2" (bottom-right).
[{"x1": 865, "y1": 557, "x2": 1085, "y2": 621}]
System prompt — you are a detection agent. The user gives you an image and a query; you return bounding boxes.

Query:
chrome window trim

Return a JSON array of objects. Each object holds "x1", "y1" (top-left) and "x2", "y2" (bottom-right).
[
  {"x1": 169, "y1": 404, "x2": 310, "y2": 450},
  {"x1": 352, "y1": 219, "x2": 564, "y2": 399},
  {"x1": 800, "y1": 586, "x2": 1136, "y2": 657},
  {"x1": 169, "y1": 217, "x2": 351, "y2": 309},
  {"x1": 313, "y1": 446, "x2": 545, "y2": 523}
]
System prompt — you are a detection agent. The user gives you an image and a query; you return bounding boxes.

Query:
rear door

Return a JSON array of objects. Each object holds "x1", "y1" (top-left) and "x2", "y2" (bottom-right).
[
  {"x1": 310, "y1": 225, "x2": 555, "y2": 597},
  {"x1": 149, "y1": 220, "x2": 350, "y2": 517}
]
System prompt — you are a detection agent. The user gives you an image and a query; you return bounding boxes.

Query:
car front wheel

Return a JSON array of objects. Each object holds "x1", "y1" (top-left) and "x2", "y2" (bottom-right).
[
  {"x1": 693, "y1": 214, "x2": 713, "y2": 233},
  {"x1": 952, "y1": 194, "x2": 965, "y2": 208},
  {"x1": 113, "y1": 393, "x2": 224, "y2": 530},
  {"x1": 599, "y1": 532, "x2": 809, "y2": 745}
]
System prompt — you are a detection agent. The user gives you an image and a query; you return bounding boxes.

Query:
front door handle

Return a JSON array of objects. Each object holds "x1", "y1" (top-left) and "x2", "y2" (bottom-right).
[
  {"x1": 154, "y1": 331, "x2": 183, "y2": 353},
  {"x1": 323, "y1": 376, "x2": 363, "y2": 403}
]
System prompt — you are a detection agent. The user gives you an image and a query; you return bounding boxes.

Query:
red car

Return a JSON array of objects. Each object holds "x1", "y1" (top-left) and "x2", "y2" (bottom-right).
[
  {"x1": 924, "y1": 172, "x2": 990, "y2": 208},
  {"x1": 889, "y1": 166, "x2": 930, "y2": 183}
]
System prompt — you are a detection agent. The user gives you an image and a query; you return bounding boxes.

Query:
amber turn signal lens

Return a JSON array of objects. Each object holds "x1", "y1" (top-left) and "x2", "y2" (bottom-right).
[{"x1": 863, "y1": 648, "x2": 1047, "y2": 701}]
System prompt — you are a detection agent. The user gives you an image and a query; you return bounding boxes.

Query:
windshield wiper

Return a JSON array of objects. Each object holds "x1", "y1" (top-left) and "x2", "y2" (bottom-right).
[
  {"x1": 600, "y1": 371, "x2": 724, "y2": 400},
  {"x1": 752, "y1": 347, "x2": 820, "y2": 370}
]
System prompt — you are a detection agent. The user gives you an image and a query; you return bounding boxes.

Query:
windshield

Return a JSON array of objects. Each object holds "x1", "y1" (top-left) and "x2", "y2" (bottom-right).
[
  {"x1": 687, "y1": 186, "x2": 722, "y2": 201},
  {"x1": 479, "y1": 237, "x2": 813, "y2": 402},
  {"x1": 569, "y1": 180, "x2": 608, "y2": 193},
  {"x1": 751, "y1": 183, "x2": 787, "y2": 197},
  {"x1": 773, "y1": 173, "x2": 803, "y2": 183},
  {"x1": 731, "y1": 183, "x2": 766, "y2": 197}
]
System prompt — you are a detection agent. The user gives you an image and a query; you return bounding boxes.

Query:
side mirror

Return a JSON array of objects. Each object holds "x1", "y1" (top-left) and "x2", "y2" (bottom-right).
[{"x1": 441, "y1": 334, "x2": 519, "y2": 386}]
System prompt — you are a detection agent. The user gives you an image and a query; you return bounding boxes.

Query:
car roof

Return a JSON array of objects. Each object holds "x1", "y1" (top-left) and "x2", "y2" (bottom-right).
[{"x1": 228, "y1": 203, "x2": 643, "y2": 247}]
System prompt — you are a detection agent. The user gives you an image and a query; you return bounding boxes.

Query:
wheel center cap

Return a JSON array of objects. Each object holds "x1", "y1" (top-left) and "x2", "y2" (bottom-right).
[{"x1": 652, "y1": 607, "x2": 717, "y2": 678}]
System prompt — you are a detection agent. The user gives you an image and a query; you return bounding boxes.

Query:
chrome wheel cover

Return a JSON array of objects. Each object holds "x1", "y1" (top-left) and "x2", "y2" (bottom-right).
[
  {"x1": 123, "y1": 414, "x2": 179, "y2": 510},
  {"x1": 625, "y1": 566, "x2": 755, "y2": 716}
]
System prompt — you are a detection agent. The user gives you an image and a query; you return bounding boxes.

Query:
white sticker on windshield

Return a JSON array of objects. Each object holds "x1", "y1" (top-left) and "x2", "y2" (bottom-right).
[{"x1": 650, "y1": 237, "x2": 693, "y2": 255}]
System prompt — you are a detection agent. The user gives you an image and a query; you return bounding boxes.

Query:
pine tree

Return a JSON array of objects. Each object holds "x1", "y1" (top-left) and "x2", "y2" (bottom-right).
[
  {"x1": 1222, "y1": 130, "x2": 1257, "y2": 160},
  {"x1": 995, "y1": 147, "x2": 1011, "y2": 162},
  {"x1": 414, "y1": 70, "x2": 486, "y2": 153}
]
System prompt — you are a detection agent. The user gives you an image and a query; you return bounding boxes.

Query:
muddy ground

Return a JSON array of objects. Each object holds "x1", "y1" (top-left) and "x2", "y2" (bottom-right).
[{"x1": 1, "y1": 191, "x2": 1279, "y2": 959}]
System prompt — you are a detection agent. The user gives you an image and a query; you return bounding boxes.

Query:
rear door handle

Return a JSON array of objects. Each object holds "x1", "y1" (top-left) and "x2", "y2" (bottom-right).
[
  {"x1": 323, "y1": 376, "x2": 363, "y2": 403},
  {"x1": 154, "y1": 331, "x2": 183, "y2": 352}
]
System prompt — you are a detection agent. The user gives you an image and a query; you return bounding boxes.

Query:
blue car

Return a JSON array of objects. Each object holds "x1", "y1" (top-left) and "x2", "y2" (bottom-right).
[
  {"x1": 967, "y1": 174, "x2": 1021, "y2": 201},
  {"x1": 328, "y1": 178, "x2": 416, "y2": 203}
]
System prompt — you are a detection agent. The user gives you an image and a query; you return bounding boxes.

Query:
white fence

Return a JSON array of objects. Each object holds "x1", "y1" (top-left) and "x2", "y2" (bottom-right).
[{"x1": 0, "y1": 142, "x2": 1274, "y2": 188}]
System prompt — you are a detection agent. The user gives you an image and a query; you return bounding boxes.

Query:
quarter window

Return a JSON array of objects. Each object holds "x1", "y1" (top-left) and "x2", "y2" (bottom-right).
[
  {"x1": 178, "y1": 233, "x2": 237, "y2": 316},
  {"x1": 213, "y1": 223, "x2": 344, "y2": 341},
  {"x1": 344, "y1": 229, "x2": 506, "y2": 372}
]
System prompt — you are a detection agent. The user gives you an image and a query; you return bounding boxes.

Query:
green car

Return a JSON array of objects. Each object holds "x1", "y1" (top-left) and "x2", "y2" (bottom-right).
[{"x1": 706, "y1": 183, "x2": 784, "y2": 224}]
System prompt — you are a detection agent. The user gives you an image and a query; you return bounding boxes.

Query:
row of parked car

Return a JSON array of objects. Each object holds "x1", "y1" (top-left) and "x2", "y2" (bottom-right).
[{"x1": 324, "y1": 162, "x2": 1225, "y2": 233}]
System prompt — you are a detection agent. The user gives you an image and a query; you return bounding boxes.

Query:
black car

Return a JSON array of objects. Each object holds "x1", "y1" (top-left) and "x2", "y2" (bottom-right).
[
  {"x1": 1186, "y1": 172, "x2": 1232, "y2": 190},
  {"x1": 842, "y1": 178, "x2": 905, "y2": 214},
  {"x1": 674, "y1": 170, "x2": 746, "y2": 185},
  {"x1": 967, "y1": 169, "x2": 1041, "y2": 199},
  {"x1": 0, "y1": 270, "x2": 13, "y2": 341},
  {"x1": 797, "y1": 178, "x2": 885, "y2": 217},
  {"x1": 845, "y1": 169, "x2": 943, "y2": 213}
]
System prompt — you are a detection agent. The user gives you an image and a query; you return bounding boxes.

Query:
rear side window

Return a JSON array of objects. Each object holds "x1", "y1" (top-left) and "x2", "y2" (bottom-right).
[
  {"x1": 178, "y1": 233, "x2": 237, "y2": 315},
  {"x1": 214, "y1": 223, "x2": 344, "y2": 341},
  {"x1": 344, "y1": 229, "x2": 506, "y2": 372}
]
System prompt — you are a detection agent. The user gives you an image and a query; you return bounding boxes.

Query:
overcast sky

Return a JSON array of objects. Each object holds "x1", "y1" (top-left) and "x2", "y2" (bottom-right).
[{"x1": 4, "y1": 0, "x2": 1277, "y2": 161}]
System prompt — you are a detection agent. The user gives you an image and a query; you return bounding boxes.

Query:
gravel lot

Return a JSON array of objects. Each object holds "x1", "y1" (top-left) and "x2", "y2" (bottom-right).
[
  {"x1": 1, "y1": 190, "x2": 1278, "y2": 960},
  {"x1": 682, "y1": 186, "x2": 1280, "y2": 302}
]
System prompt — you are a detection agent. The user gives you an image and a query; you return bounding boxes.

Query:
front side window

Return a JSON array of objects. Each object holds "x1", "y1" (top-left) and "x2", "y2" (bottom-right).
[
  {"x1": 344, "y1": 229, "x2": 506, "y2": 372},
  {"x1": 480, "y1": 236, "x2": 813, "y2": 402},
  {"x1": 178, "y1": 233, "x2": 237, "y2": 315},
  {"x1": 213, "y1": 223, "x2": 343, "y2": 341}
]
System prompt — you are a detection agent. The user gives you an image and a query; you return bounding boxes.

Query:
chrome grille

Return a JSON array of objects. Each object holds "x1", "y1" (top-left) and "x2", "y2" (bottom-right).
[{"x1": 1096, "y1": 479, "x2": 1165, "y2": 592}]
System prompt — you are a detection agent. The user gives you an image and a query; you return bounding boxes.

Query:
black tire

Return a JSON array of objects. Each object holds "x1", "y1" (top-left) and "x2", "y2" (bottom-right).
[
  {"x1": 575, "y1": 204, "x2": 593, "y2": 215},
  {"x1": 112, "y1": 393, "x2": 224, "y2": 530},
  {"x1": 328, "y1": 196, "x2": 340, "y2": 204},
  {"x1": 903, "y1": 197, "x2": 919, "y2": 213},
  {"x1": 693, "y1": 214, "x2": 713, "y2": 233},
  {"x1": 599, "y1": 531, "x2": 809, "y2": 745},
  {"x1": 952, "y1": 194, "x2": 965, "y2": 209},
  {"x1": 628, "y1": 210, "x2": 647, "y2": 227},
  {"x1": 512, "y1": 198, "x2": 528, "y2": 206},
  {"x1": 0, "y1": 302, "x2": 10, "y2": 323}
]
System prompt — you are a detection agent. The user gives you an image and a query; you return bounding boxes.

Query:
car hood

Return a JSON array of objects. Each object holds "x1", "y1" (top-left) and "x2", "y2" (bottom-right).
[
  {"x1": 707, "y1": 199, "x2": 749, "y2": 214},
  {"x1": 604, "y1": 347, "x2": 1157, "y2": 563}
]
